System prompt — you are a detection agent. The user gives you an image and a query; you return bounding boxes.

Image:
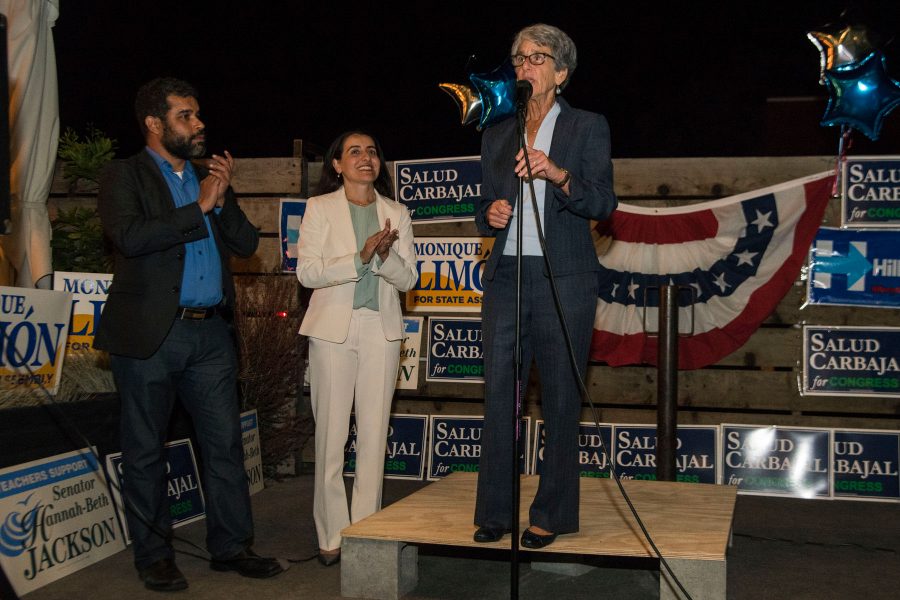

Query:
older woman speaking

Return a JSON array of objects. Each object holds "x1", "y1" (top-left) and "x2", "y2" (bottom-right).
[
  {"x1": 296, "y1": 131, "x2": 417, "y2": 566},
  {"x1": 473, "y1": 24, "x2": 617, "y2": 549}
]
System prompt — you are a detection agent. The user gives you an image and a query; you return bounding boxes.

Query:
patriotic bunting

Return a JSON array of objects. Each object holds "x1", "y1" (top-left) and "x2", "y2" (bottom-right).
[{"x1": 591, "y1": 172, "x2": 834, "y2": 370}]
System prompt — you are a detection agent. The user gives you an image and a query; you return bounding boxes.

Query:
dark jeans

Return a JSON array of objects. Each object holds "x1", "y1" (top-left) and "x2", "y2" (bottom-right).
[
  {"x1": 110, "y1": 315, "x2": 253, "y2": 569},
  {"x1": 475, "y1": 256, "x2": 599, "y2": 533}
]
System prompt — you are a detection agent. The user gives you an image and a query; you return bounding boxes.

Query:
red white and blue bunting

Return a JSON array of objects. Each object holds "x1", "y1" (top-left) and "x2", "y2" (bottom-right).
[{"x1": 591, "y1": 172, "x2": 834, "y2": 370}]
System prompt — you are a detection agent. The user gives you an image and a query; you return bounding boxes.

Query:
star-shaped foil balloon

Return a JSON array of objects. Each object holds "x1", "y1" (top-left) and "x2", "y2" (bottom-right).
[
  {"x1": 820, "y1": 50, "x2": 900, "y2": 141},
  {"x1": 807, "y1": 24, "x2": 875, "y2": 84},
  {"x1": 438, "y1": 82, "x2": 482, "y2": 126},
  {"x1": 439, "y1": 61, "x2": 517, "y2": 130}
]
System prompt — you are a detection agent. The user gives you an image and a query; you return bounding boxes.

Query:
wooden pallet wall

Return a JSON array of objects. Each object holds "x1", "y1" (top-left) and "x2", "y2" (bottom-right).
[{"x1": 48, "y1": 154, "x2": 899, "y2": 431}]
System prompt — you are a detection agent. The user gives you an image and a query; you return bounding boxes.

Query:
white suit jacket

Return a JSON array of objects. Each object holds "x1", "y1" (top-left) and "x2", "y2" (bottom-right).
[{"x1": 296, "y1": 187, "x2": 417, "y2": 343}]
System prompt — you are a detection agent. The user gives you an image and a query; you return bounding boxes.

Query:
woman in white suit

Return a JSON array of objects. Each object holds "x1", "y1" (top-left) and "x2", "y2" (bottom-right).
[{"x1": 296, "y1": 131, "x2": 417, "y2": 566}]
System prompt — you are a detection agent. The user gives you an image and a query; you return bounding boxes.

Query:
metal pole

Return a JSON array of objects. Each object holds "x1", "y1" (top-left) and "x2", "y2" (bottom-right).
[{"x1": 656, "y1": 284, "x2": 678, "y2": 481}]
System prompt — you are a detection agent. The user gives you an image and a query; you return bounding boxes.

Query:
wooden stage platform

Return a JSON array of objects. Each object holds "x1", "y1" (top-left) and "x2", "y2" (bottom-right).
[{"x1": 341, "y1": 472, "x2": 738, "y2": 600}]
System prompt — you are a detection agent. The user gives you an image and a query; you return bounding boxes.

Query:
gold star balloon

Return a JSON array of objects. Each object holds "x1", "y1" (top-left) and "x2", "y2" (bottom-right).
[
  {"x1": 808, "y1": 24, "x2": 875, "y2": 84},
  {"x1": 438, "y1": 82, "x2": 482, "y2": 126}
]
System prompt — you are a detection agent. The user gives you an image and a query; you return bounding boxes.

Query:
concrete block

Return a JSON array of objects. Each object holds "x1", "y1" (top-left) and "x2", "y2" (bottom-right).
[
  {"x1": 659, "y1": 558, "x2": 725, "y2": 600},
  {"x1": 341, "y1": 538, "x2": 418, "y2": 600}
]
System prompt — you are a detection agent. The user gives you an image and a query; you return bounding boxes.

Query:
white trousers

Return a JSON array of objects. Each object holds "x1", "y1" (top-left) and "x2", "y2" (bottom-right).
[{"x1": 309, "y1": 308, "x2": 400, "y2": 551}]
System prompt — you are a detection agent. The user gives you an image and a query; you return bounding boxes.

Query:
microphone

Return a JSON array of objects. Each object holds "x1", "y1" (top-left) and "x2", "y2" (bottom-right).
[{"x1": 515, "y1": 80, "x2": 532, "y2": 111}]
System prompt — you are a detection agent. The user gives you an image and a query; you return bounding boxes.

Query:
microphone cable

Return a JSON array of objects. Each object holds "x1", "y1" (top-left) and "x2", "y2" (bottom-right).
[{"x1": 517, "y1": 144, "x2": 696, "y2": 600}]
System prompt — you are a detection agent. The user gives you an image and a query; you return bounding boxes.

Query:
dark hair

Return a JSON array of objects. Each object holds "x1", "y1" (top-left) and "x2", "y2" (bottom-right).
[
  {"x1": 316, "y1": 130, "x2": 394, "y2": 198},
  {"x1": 134, "y1": 77, "x2": 198, "y2": 136}
]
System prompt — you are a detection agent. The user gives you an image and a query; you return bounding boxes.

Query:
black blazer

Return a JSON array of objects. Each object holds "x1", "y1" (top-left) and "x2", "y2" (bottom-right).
[
  {"x1": 94, "y1": 150, "x2": 259, "y2": 358},
  {"x1": 475, "y1": 98, "x2": 617, "y2": 279}
]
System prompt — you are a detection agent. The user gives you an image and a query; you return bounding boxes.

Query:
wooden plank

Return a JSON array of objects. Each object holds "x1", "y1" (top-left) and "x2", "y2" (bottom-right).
[
  {"x1": 343, "y1": 472, "x2": 736, "y2": 560},
  {"x1": 49, "y1": 157, "x2": 302, "y2": 195},
  {"x1": 230, "y1": 237, "x2": 283, "y2": 274},
  {"x1": 237, "y1": 197, "x2": 284, "y2": 234},
  {"x1": 612, "y1": 156, "x2": 834, "y2": 198}
]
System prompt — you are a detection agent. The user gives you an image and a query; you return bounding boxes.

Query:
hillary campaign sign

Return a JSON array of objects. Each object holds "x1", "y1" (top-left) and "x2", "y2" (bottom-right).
[
  {"x1": 394, "y1": 156, "x2": 482, "y2": 222},
  {"x1": 592, "y1": 173, "x2": 832, "y2": 369},
  {"x1": 803, "y1": 326, "x2": 900, "y2": 397},
  {"x1": 807, "y1": 228, "x2": 900, "y2": 308},
  {"x1": 841, "y1": 156, "x2": 900, "y2": 227}
]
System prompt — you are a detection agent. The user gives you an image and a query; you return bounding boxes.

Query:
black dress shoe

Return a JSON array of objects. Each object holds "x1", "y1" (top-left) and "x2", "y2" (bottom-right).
[
  {"x1": 521, "y1": 528, "x2": 558, "y2": 549},
  {"x1": 138, "y1": 558, "x2": 188, "y2": 592},
  {"x1": 210, "y1": 547, "x2": 284, "y2": 578},
  {"x1": 317, "y1": 550, "x2": 341, "y2": 566},
  {"x1": 473, "y1": 526, "x2": 510, "y2": 543}
]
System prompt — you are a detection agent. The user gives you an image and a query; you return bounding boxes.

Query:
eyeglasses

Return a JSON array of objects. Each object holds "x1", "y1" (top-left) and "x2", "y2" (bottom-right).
[{"x1": 510, "y1": 52, "x2": 556, "y2": 67}]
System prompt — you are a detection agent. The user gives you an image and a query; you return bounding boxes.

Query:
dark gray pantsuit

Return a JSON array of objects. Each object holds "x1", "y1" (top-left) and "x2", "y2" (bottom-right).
[{"x1": 473, "y1": 98, "x2": 617, "y2": 534}]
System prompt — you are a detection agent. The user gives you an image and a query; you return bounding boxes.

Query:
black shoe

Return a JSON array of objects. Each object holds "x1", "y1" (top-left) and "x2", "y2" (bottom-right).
[
  {"x1": 317, "y1": 550, "x2": 341, "y2": 566},
  {"x1": 210, "y1": 547, "x2": 284, "y2": 578},
  {"x1": 473, "y1": 526, "x2": 510, "y2": 543},
  {"x1": 138, "y1": 558, "x2": 188, "y2": 592},
  {"x1": 521, "y1": 528, "x2": 558, "y2": 549}
]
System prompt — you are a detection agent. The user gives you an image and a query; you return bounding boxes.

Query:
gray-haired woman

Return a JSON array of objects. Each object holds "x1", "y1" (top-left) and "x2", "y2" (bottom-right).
[{"x1": 473, "y1": 23, "x2": 617, "y2": 549}]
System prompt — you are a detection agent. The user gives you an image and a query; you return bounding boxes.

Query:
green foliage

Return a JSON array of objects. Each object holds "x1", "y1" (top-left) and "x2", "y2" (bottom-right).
[
  {"x1": 57, "y1": 126, "x2": 116, "y2": 185},
  {"x1": 50, "y1": 206, "x2": 112, "y2": 273}
]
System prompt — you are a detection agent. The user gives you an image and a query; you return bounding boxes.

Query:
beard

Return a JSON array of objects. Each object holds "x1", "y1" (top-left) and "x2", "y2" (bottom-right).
[{"x1": 161, "y1": 123, "x2": 206, "y2": 159}]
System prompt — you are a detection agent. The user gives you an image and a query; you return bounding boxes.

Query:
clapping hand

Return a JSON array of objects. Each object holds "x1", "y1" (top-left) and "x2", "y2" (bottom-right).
[{"x1": 361, "y1": 219, "x2": 399, "y2": 264}]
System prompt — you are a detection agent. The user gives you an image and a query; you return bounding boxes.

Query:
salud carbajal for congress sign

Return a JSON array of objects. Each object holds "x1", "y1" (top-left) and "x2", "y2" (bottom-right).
[
  {"x1": 841, "y1": 156, "x2": 900, "y2": 228},
  {"x1": 394, "y1": 156, "x2": 483, "y2": 223},
  {"x1": 803, "y1": 326, "x2": 900, "y2": 397}
]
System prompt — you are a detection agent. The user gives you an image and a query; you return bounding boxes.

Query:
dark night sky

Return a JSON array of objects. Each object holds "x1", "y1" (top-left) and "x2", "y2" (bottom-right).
[{"x1": 53, "y1": 1, "x2": 900, "y2": 163}]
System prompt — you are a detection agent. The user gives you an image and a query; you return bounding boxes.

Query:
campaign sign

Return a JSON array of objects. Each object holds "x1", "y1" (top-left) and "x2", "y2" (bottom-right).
[
  {"x1": 396, "y1": 317, "x2": 423, "y2": 390},
  {"x1": 833, "y1": 429, "x2": 900, "y2": 501},
  {"x1": 0, "y1": 448, "x2": 124, "y2": 596},
  {"x1": 52, "y1": 271, "x2": 112, "y2": 354},
  {"x1": 407, "y1": 237, "x2": 493, "y2": 313},
  {"x1": 279, "y1": 199, "x2": 307, "y2": 272},
  {"x1": 841, "y1": 157, "x2": 900, "y2": 228},
  {"x1": 807, "y1": 228, "x2": 900, "y2": 308},
  {"x1": 722, "y1": 425, "x2": 830, "y2": 498},
  {"x1": 532, "y1": 421, "x2": 614, "y2": 478},
  {"x1": 803, "y1": 326, "x2": 900, "y2": 398},
  {"x1": 0, "y1": 286, "x2": 71, "y2": 394},
  {"x1": 426, "y1": 317, "x2": 483, "y2": 383},
  {"x1": 427, "y1": 415, "x2": 530, "y2": 481},
  {"x1": 611, "y1": 425, "x2": 719, "y2": 484},
  {"x1": 105, "y1": 439, "x2": 206, "y2": 542},
  {"x1": 394, "y1": 156, "x2": 482, "y2": 223},
  {"x1": 241, "y1": 410, "x2": 264, "y2": 495},
  {"x1": 343, "y1": 414, "x2": 428, "y2": 480}
]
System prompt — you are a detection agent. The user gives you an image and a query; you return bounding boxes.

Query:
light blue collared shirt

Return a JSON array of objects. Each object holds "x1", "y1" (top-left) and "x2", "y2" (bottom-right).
[
  {"x1": 145, "y1": 147, "x2": 223, "y2": 307},
  {"x1": 504, "y1": 101, "x2": 561, "y2": 256}
]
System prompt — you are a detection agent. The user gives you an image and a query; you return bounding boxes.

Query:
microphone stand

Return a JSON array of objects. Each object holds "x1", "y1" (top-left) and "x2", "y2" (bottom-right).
[{"x1": 508, "y1": 99, "x2": 529, "y2": 600}]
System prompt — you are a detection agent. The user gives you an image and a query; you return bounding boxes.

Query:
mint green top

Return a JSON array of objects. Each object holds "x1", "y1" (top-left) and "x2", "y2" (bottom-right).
[{"x1": 350, "y1": 202, "x2": 381, "y2": 310}]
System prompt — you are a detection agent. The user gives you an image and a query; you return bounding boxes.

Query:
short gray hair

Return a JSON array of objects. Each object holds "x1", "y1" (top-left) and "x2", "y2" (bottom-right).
[{"x1": 511, "y1": 24, "x2": 578, "y2": 90}]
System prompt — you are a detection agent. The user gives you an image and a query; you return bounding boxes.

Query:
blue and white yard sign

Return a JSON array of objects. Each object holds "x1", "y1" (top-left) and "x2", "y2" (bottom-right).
[
  {"x1": 803, "y1": 326, "x2": 900, "y2": 398},
  {"x1": 531, "y1": 421, "x2": 614, "y2": 478},
  {"x1": 343, "y1": 414, "x2": 428, "y2": 480},
  {"x1": 612, "y1": 424, "x2": 719, "y2": 484},
  {"x1": 394, "y1": 156, "x2": 482, "y2": 223},
  {"x1": 807, "y1": 228, "x2": 900, "y2": 308},
  {"x1": 279, "y1": 199, "x2": 307, "y2": 272},
  {"x1": 841, "y1": 156, "x2": 900, "y2": 228},
  {"x1": 426, "y1": 317, "x2": 483, "y2": 383},
  {"x1": 427, "y1": 415, "x2": 530, "y2": 481},
  {"x1": 722, "y1": 425, "x2": 830, "y2": 498},
  {"x1": 105, "y1": 439, "x2": 206, "y2": 541},
  {"x1": 833, "y1": 429, "x2": 900, "y2": 501}
]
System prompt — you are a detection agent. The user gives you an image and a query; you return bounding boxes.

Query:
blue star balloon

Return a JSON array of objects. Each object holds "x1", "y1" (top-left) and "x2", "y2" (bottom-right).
[
  {"x1": 821, "y1": 50, "x2": 900, "y2": 141},
  {"x1": 468, "y1": 61, "x2": 517, "y2": 130}
]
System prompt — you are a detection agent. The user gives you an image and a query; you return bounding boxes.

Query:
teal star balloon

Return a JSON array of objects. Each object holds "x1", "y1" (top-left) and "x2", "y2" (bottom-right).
[
  {"x1": 821, "y1": 50, "x2": 900, "y2": 141},
  {"x1": 468, "y1": 62, "x2": 517, "y2": 130}
]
